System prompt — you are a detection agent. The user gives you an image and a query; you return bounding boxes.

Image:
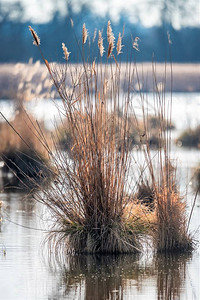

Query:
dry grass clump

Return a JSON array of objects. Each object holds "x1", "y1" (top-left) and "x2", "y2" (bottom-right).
[
  {"x1": 29, "y1": 23, "x2": 143, "y2": 254},
  {"x1": 0, "y1": 107, "x2": 52, "y2": 189},
  {"x1": 124, "y1": 201, "x2": 156, "y2": 233},
  {"x1": 176, "y1": 125, "x2": 200, "y2": 148},
  {"x1": 41, "y1": 92, "x2": 140, "y2": 253},
  {"x1": 140, "y1": 89, "x2": 193, "y2": 252},
  {"x1": 0, "y1": 109, "x2": 48, "y2": 155},
  {"x1": 29, "y1": 22, "x2": 194, "y2": 255},
  {"x1": 145, "y1": 156, "x2": 193, "y2": 253},
  {"x1": 155, "y1": 188, "x2": 192, "y2": 252},
  {"x1": 135, "y1": 179, "x2": 155, "y2": 209}
]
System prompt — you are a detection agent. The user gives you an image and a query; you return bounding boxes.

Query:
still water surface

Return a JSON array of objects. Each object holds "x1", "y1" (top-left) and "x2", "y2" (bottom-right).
[{"x1": 0, "y1": 189, "x2": 199, "y2": 299}]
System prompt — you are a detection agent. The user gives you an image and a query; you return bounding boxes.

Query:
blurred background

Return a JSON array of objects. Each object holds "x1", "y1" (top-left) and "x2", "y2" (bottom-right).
[
  {"x1": 0, "y1": 0, "x2": 199, "y2": 63},
  {"x1": 0, "y1": 2, "x2": 200, "y2": 300}
]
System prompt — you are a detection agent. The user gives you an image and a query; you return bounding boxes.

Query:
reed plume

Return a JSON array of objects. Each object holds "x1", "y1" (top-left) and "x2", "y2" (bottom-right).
[
  {"x1": 28, "y1": 26, "x2": 40, "y2": 46},
  {"x1": 62, "y1": 43, "x2": 70, "y2": 61},
  {"x1": 117, "y1": 32, "x2": 123, "y2": 55},
  {"x1": 107, "y1": 20, "x2": 115, "y2": 58},
  {"x1": 132, "y1": 37, "x2": 140, "y2": 51},
  {"x1": 98, "y1": 30, "x2": 104, "y2": 57},
  {"x1": 93, "y1": 29, "x2": 97, "y2": 42},
  {"x1": 82, "y1": 23, "x2": 88, "y2": 44}
]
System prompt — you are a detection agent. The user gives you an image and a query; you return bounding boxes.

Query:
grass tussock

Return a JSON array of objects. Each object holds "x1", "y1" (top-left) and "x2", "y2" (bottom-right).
[
  {"x1": 28, "y1": 22, "x2": 194, "y2": 254},
  {"x1": 0, "y1": 107, "x2": 52, "y2": 189},
  {"x1": 41, "y1": 89, "x2": 141, "y2": 253},
  {"x1": 176, "y1": 125, "x2": 200, "y2": 148},
  {"x1": 124, "y1": 201, "x2": 156, "y2": 233},
  {"x1": 30, "y1": 24, "x2": 141, "y2": 253},
  {"x1": 155, "y1": 188, "x2": 192, "y2": 252},
  {"x1": 140, "y1": 88, "x2": 193, "y2": 252}
]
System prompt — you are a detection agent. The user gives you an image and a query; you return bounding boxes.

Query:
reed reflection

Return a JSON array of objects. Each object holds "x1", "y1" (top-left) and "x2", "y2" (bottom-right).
[
  {"x1": 48, "y1": 254, "x2": 156, "y2": 300},
  {"x1": 156, "y1": 253, "x2": 191, "y2": 300}
]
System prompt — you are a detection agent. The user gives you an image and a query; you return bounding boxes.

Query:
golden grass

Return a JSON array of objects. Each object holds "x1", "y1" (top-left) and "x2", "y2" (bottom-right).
[{"x1": 124, "y1": 201, "x2": 156, "y2": 233}]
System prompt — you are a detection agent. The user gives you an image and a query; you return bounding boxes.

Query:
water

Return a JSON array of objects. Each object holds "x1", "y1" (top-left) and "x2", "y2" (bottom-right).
[
  {"x1": 0, "y1": 191, "x2": 199, "y2": 299},
  {"x1": 0, "y1": 93, "x2": 200, "y2": 130},
  {"x1": 0, "y1": 93, "x2": 200, "y2": 299}
]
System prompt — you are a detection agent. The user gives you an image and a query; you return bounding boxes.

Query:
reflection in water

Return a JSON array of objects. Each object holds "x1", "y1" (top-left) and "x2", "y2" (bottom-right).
[
  {"x1": 156, "y1": 253, "x2": 191, "y2": 300},
  {"x1": 48, "y1": 254, "x2": 155, "y2": 300},
  {"x1": 47, "y1": 252, "x2": 193, "y2": 300}
]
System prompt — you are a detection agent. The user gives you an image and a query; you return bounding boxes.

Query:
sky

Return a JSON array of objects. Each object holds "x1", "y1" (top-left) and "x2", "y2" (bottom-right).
[{"x1": 1, "y1": 0, "x2": 200, "y2": 29}]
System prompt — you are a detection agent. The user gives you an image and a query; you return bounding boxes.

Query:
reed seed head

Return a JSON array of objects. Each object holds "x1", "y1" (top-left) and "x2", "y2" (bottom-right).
[
  {"x1": 62, "y1": 43, "x2": 71, "y2": 61},
  {"x1": 167, "y1": 31, "x2": 172, "y2": 44},
  {"x1": 117, "y1": 32, "x2": 123, "y2": 55},
  {"x1": 93, "y1": 29, "x2": 97, "y2": 42},
  {"x1": 132, "y1": 37, "x2": 140, "y2": 51},
  {"x1": 107, "y1": 20, "x2": 115, "y2": 58},
  {"x1": 29, "y1": 26, "x2": 40, "y2": 46},
  {"x1": 82, "y1": 23, "x2": 88, "y2": 44},
  {"x1": 70, "y1": 18, "x2": 74, "y2": 28},
  {"x1": 98, "y1": 30, "x2": 105, "y2": 57}
]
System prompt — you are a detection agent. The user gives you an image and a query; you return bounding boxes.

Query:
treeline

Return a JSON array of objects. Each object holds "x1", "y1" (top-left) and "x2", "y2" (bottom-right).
[{"x1": 0, "y1": 4, "x2": 199, "y2": 63}]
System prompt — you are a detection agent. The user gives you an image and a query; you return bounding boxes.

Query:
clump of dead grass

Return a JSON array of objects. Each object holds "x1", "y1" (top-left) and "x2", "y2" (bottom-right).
[
  {"x1": 0, "y1": 107, "x2": 52, "y2": 189},
  {"x1": 28, "y1": 22, "x2": 194, "y2": 255},
  {"x1": 29, "y1": 23, "x2": 143, "y2": 254},
  {"x1": 176, "y1": 125, "x2": 200, "y2": 148},
  {"x1": 124, "y1": 200, "x2": 156, "y2": 233},
  {"x1": 139, "y1": 69, "x2": 193, "y2": 252}
]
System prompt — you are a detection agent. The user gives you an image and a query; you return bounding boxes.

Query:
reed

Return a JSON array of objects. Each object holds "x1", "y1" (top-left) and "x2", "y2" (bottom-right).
[
  {"x1": 138, "y1": 65, "x2": 193, "y2": 252},
  {"x1": 29, "y1": 21, "x2": 193, "y2": 254},
  {"x1": 56, "y1": 113, "x2": 174, "y2": 153},
  {"x1": 30, "y1": 22, "x2": 142, "y2": 254}
]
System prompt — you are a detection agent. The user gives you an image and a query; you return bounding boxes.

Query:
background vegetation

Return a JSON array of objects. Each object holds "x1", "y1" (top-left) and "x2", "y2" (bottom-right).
[{"x1": 0, "y1": 0, "x2": 199, "y2": 63}]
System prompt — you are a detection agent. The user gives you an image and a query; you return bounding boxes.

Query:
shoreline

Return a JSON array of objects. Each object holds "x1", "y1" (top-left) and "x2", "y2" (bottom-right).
[{"x1": 0, "y1": 62, "x2": 200, "y2": 100}]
